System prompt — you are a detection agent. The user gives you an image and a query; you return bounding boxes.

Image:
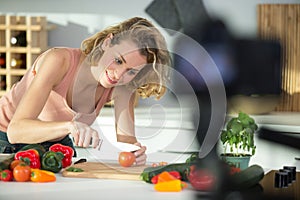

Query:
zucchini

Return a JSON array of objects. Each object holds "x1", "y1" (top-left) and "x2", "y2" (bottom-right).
[
  {"x1": 231, "y1": 164, "x2": 265, "y2": 189},
  {"x1": 140, "y1": 153, "x2": 201, "y2": 183},
  {"x1": 66, "y1": 166, "x2": 84, "y2": 172},
  {"x1": 0, "y1": 153, "x2": 15, "y2": 170},
  {"x1": 19, "y1": 144, "x2": 46, "y2": 159}
]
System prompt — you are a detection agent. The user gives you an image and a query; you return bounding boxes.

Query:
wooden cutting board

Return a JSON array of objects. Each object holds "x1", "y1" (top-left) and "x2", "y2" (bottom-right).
[{"x1": 62, "y1": 162, "x2": 149, "y2": 181}]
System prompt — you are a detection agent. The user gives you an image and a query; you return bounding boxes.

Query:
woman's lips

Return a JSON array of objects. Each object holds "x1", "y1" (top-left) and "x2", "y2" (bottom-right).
[{"x1": 106, "y1": 71, "x2": 118, "y2": 84}]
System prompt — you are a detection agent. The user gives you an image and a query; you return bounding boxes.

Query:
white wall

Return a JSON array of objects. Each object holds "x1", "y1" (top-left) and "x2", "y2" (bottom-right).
[
  {"x1": 203, "y1": 0, "x2": 300, "y2": 37},
  {"x1": 0, "y1": 0, "x2": 154, "y2": 47},
  {"x1": 1, "y1": 0, "x2": 299, "y2": 47}
]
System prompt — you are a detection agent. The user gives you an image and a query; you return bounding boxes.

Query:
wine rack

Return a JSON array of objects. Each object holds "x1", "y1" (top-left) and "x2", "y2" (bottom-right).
[{"x1": 0, "y1": 15, "x2": 48, "y2": 96}]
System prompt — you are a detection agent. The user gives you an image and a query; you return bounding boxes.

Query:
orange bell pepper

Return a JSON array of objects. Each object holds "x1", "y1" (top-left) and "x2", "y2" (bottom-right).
[
  {"x1": 31, "y1": 169, "x2": 56, "y2": 183},
  {"x1": 151, "y1": 171, "x2": 181, "y2": 184},
  {"x1": 157, "y1": 171, "x2": 178, "y2": 183},
  {"x1": 154, "y1": 179, "x2": 183, "y2": 192}
]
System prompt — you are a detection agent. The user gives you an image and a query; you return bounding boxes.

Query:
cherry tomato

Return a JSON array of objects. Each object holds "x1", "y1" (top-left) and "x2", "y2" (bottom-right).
[
  {"x1": 118, "y1": 152, "x2": 135, "y2": 167},
  {"x1": 151, "y1": 161, "x2": 168, "y2": 167},
  {"x1": 230, "y1": 166, "x2": 241, "y2": 175},
  {"x1": 13, "y1": 164, "x2": 31, "y2": 182}
]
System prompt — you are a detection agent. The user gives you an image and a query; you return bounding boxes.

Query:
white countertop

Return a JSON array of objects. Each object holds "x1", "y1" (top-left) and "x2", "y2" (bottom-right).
[
  {"x1": 1, "y1": 101, "x2": 300, "y2": 199},
  {"x1": 0, "y1": 151, "x2": 197, "y2": 200},
  {"x1": 0, "y1": 173, "x2": 197, "y2": 200}
]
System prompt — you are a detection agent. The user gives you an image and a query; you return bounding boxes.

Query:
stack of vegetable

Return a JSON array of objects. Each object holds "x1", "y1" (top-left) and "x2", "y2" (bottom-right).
[
  {"x1": 140, "y1": 153, "x2": 265, "y2": 192},
  {"x1": 152, "y1": 171, "x2": 188, "y2": 192},
  {"x1": 140, "y1": 154, "x2": 217, "y2": 192},
  {"x1": 0, "y1": 143, "x2": 74, "y2": 182}
]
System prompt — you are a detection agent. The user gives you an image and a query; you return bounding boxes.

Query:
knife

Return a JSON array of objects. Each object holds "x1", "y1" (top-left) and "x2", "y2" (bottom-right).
[
  {"x1": 158, "y1": 150, "x2": 199, "y2": 154},
  {"x1": 96, "y1": 140, "x2": 141, "y2": 152},
  {"x1": 76, "y1": 139, "x2": 140, "y2": 152}
]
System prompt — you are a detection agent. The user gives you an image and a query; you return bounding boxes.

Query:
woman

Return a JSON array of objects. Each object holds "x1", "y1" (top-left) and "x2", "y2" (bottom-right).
[{"x1": 0, "y1": 17, "x2": 171, "y2": 166}]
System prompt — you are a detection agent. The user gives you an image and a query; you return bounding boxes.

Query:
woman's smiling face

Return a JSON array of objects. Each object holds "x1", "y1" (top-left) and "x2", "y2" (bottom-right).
[{"x1": 95, "y1": 39, "x2": 147, "y2": 88}]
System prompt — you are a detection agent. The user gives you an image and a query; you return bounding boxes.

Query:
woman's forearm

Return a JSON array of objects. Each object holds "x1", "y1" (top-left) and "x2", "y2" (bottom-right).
[
  {"x1": 116, "y1": 129, "x2": 137, "y2": 144},
  {"x1": 7, "y1": 119, "x2": 74, "y2": 144},
  {"x1": 113, "y1": 86, "x2": 137, "y2": 143}
]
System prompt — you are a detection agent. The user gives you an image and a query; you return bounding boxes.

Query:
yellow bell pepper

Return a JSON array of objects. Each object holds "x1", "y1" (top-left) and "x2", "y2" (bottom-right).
[
  {"x1": 154, "y1": 179, "x2": 183, "y2": 192},
  {"x1": 31, "y1": 169, "x2": 56, "y2": 183}
]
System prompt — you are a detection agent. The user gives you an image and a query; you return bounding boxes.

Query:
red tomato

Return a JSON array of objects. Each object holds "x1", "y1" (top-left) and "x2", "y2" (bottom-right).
[
  {"x1": 118, "y1": 152, "x2": 135, "y2": 167},
  {"x1": 188, "y1": 166, "x2": 216, "y2": 191},
  {"x1": 10, "y1": 160, "x2": 24, "y2": 171},
  {"x1": 13, "y1": 164, "x2": 31, "y2": 182}
]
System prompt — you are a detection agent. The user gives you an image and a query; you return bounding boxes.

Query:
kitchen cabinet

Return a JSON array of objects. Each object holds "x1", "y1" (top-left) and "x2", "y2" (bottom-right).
[{"x1": 258, "y1": 4, "x2": 300, "y2": 112}]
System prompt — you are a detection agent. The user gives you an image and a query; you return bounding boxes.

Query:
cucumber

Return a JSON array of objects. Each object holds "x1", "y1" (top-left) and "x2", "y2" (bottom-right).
[{"x1": 231, "y1": 164, "x2": 265, "y2": 189}]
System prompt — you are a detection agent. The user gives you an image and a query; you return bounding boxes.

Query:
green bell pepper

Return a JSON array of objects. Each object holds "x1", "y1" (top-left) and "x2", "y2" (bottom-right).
[{"x1": 41, "y1": 151, "x2": 64, "y2": 173}]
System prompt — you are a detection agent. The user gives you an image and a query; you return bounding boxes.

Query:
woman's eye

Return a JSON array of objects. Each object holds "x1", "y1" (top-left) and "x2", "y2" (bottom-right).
[{"x1": 114, "y1": 57, "x2": 123, "y2": 65}]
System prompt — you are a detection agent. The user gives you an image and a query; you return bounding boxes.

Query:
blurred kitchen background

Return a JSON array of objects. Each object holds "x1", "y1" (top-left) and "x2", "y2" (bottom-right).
[{"x1": 1, "y1": 0, "x2": 300, "y2": 169}]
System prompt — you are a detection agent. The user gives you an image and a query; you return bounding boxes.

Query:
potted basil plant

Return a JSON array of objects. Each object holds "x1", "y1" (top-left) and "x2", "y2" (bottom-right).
[{"x1": 220, "y1": 112, "x2": 258, "y2": 170}]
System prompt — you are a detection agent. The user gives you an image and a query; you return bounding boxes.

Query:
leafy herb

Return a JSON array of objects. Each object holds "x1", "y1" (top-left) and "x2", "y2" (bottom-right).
[
  {"x1": 66, "y1": 167, "x2": 84, "y2": 172},
  {"x1": 220, "y1": 112, "x2": 258, "y2": 156}
]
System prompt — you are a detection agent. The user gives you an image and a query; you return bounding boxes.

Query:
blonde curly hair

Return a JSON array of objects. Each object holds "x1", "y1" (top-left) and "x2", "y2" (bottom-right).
[{"x1": 80, "y1": 17, "x2": 171, "y2": 99}]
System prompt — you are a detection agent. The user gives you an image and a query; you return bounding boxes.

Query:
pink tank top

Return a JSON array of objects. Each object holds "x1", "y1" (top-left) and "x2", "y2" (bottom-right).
[{"x1": 0, "y1": 48, "x2": 113, "y2": 132}]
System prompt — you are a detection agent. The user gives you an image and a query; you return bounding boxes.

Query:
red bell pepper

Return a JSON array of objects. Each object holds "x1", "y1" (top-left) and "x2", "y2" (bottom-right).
[
  {"x1": 49, "y1": 144, "x2": 74, "y2": 168},
  {"x1": 14, "y1": 149, "x2": 41, "y2": 169},
  {"x1": 151, "y1": 171, "x2": 181, "y2": 184},
  {"x1": 168, "y1": 171, "x2": 181, "y2": 179},
  {"x1": 0, "y1": 169, "x2": 13, "y2": 181},
  {"x1": 151, "y1": 174, "x2": 159, "y2": 184}
]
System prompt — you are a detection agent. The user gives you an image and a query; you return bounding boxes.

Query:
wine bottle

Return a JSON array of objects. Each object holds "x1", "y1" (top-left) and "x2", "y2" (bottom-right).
[
  {"x1": 0, "y1": 53, "x2": 5, "y2": 68},
  {"x1": 10, "y1": 31, "x2": 27, "y2": 47},
  {"x1": 11, "y1": 58, "x2": 24, "y2": 68},
  {"x1": 0, "y1": 75, "x2": 6, "y2": 90}
]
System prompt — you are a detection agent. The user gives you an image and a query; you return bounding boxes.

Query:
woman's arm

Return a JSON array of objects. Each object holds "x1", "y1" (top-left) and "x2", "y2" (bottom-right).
[
  {"x1": 7, "y1": 48, "x2": 75, "y2": 144},
  {"x1": 113, "y1": 86, "x2": 137, "y2": 143},
  {"x1": 113, "y1": 86, "x2": 147, "y2": 165}
]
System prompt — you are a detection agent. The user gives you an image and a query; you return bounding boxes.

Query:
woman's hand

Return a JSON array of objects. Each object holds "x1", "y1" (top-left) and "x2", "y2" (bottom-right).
[
  {"x1": 70, "y1": 121, "x2": 100, "y2": 148},
  {"x1": 133, "y1": 142, "x2": 147, "y2": 166}
]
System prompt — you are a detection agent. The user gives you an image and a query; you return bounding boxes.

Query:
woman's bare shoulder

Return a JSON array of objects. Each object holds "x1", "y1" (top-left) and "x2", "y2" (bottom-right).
[
  {"x1": 41, "y1": 47, "x2": 72, "y2": 62},
  {"x1": 35, "y1": 48, "x2": 73, "y2": 73},
  {"x1": 33, "y1": 48, "x2": 76, "y2": 86}
]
